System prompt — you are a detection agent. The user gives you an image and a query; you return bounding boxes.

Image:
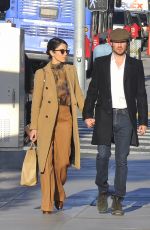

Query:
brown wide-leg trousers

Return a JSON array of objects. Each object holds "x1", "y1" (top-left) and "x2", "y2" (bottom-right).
[{"x1": 40, "y1": 105, "x2": 72, "y2": 211}]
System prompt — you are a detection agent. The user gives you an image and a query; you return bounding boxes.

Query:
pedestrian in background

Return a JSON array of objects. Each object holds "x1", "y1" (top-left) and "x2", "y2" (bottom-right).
[
  {"x1": 93, "y1": 32, "x2": 112, "y2": 61},
  {"x1": 83, "y1": 28, "x2": 148, "y2": 216},
  {"x1": 30, "y1": 37, "x2": 84, "y2": 214}
]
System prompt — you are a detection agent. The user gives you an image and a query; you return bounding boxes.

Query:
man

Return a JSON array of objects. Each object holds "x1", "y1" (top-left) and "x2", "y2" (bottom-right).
[
  {"x1": 83, "y1": 28, "x2": 148, "y2": 216},
  {"x1": 93, "y1": 32, "x2": 112, "y2": 61}
]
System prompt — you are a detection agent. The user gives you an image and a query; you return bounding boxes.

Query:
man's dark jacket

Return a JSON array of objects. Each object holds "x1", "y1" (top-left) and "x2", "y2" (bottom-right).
[{"x1": 83, "y1": 54, "x2": 148, "y2": 146}]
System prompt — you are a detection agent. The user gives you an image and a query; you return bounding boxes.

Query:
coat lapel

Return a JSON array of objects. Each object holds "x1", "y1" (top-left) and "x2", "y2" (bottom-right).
[
  {"x1": 105, "y1": 55, "x2": 112, "y2": 97},
  {"x1": 124, "y1": 54, "x2": 132, "y2": 85},
  {"x1": 43, "y1": 62, "x2": 57, "y2": 101}
]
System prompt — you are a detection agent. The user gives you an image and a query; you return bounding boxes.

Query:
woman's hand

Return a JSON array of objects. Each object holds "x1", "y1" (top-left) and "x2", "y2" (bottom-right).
[{"x1": 30, "y1": 129, "x2": 37, "y2": 142}]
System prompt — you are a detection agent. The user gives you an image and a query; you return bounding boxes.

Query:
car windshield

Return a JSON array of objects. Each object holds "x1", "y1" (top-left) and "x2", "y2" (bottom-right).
[
  {"x1": 139, "y1": 14, "x2": 148, "y2": 25},
  {"x1": 113, "y1": 12, "x2": 124, "y2": 25},
  {"x1": 132, "y1": 16, "x2": 140, "y2": 26}
]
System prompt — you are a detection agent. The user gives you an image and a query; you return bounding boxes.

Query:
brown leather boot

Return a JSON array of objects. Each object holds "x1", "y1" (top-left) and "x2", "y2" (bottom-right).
[
  {"x1": 96, "y1": 192, "x2": 108, "y2": 213},
  {"x1": 111, "y1": 195, "x2": 124, "y2": 216}
]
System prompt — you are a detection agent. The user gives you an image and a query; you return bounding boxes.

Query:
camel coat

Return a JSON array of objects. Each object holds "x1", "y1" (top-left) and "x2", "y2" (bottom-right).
[{"x1": 30, "y1": 62, "x2": 84, "y2": 173}]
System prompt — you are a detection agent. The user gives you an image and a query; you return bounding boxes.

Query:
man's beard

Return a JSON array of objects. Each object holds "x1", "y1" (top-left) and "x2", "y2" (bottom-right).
[{"x1": 113, "y1": 49, "x2": 126, "y2": 56}]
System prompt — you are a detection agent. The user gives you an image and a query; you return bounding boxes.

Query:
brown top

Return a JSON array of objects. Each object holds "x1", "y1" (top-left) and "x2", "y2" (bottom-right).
[{"x1": 51, "y1": 63, "x2": 71, "y2": 106}]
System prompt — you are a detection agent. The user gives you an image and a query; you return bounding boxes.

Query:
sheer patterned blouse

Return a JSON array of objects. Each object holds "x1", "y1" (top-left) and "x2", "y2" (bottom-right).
[{"x1": 51, "y1": 63, "x2": 71, "y2": 106}]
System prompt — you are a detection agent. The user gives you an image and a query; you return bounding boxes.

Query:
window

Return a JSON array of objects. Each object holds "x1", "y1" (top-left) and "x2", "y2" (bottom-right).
[
  {"x1": 139, "y1": 14, "x2": 148, "y2": 26},
  {"x1": 112, "y1": 11, "x2": 124, "y2": 25}
]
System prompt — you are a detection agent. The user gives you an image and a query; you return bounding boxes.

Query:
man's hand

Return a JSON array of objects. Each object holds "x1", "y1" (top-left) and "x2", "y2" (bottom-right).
[
  {"x1": 84, "y1": 118, "x2": 95, "y2": 128},
  {"x1": 137, "y1": 125, "x2": 147, "y2": 135},
  {"x1": 30, "y1": 129, "x2": 37, "y2": 142}
]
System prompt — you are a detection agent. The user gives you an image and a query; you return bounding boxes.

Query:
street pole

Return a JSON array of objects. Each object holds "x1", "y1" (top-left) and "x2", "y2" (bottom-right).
[{"x1": 74, "y1": 0, "x2": 85, "y2": 93}]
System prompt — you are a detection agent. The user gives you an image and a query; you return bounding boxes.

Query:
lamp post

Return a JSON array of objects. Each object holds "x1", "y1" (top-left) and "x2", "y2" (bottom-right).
[{"x1": 73, "y1": 0, "x2": 85, "y2": 93}]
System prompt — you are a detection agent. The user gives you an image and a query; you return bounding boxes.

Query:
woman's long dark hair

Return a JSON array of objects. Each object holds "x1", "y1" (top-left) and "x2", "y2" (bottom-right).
[{"x1": 46, "y1": 37, "x2": 68, "y2": 58}]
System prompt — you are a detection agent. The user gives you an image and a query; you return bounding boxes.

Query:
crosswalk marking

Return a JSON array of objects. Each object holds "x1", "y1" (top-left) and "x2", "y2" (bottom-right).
[{"x1": 78, "y1": 118, "x2": 150, "y2": 155}]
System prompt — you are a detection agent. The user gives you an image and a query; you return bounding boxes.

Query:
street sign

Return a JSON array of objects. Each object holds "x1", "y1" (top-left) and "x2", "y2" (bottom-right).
[
  {"x1": 88, "y1": 0, "x2": 108, "y2": 11},
  {"x1": 118, "y1": 0, "x2": 149, "y2": 11}
]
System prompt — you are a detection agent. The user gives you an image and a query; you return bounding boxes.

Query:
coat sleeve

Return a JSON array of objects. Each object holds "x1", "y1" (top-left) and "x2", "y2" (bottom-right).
[
  {"x1": 73, "y1": 65, "x2": 85, "y2": 112},
  {"x1": 136, "y1": 60, "x2": 148, "y2": 126},
  {"x1": 30, "y1": 69, "x2": 45, "y2": 130},
  {"x1": 82, "y1": 60, "x2": 99, "y2": 120}
]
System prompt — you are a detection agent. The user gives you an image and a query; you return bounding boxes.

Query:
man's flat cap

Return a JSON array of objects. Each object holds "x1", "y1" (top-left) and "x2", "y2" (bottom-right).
[{"x1": 110, "y1": 28, "x2": 130, "y2": 42}]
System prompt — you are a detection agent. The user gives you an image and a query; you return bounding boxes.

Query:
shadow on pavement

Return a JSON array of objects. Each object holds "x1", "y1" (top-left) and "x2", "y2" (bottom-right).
[
  {"x1": 0, "y1": 156, "x2": 150, "y2": 212},
  {"x1": 0, "y1": 169, "x2": 40, "y2": 211},
  {"x1": 89, "y1": 187, "x2": 150, "y2": 214},
  {"x1": 64, "y1": 188, "x2": 97, "y2": 210},
  {"x1": 124, "y1": 187, "x2": 150, "y2": 213}
]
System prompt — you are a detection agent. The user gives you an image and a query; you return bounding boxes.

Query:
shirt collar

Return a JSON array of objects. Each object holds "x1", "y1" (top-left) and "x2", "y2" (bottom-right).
[{"x1": 111, "y1": 53, "x2": 126, "y2": 68}]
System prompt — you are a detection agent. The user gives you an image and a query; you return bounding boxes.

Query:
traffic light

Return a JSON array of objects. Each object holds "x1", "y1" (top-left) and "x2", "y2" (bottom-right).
[
  {"x1": 88, "y1": 0, "x2": 108, "y2": 11},
  {"x1": 115, "y1": 0, "x2": 121, "y2": 8}
]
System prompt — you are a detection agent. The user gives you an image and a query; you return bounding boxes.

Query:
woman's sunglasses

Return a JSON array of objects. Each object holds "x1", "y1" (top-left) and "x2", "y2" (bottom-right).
[{"x1": 54, "y1": 49, "x2": 70, "y2": 55}]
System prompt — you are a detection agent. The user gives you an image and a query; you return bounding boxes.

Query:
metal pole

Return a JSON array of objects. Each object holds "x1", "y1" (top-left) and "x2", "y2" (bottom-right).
[{"x1": 73, "y1": 0, "x2": 85, "y2": 93}]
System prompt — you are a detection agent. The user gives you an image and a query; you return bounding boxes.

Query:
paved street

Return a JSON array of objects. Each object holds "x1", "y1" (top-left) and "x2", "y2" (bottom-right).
[
  {"x1": 0, "y1": 51, "x2": 150, "y2": 230},
  {"x1": 0, "y1": 116, "x2": 150, "y2": 230}
]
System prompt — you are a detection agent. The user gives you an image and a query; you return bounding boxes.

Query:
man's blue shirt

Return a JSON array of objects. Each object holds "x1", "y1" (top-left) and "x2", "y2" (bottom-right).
[{"x1": 93, "y1": 44, "x2": 112, "y2": 61}]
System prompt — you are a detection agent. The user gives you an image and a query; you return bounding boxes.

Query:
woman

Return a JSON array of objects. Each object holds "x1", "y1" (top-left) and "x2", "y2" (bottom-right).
[{"x1": 30, "y1": 37, "x2": 84, "y2": 214}]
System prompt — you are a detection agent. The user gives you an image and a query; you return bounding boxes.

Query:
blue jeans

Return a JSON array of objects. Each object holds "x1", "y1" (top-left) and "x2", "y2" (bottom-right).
[{"x1": 95, "y1": 109, "x2": 133, "y2": 197}]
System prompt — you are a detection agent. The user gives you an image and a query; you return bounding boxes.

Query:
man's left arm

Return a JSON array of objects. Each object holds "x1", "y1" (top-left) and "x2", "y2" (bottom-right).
[{"x1": 137, "y1": 60, "x2": 148, "y2": 134}]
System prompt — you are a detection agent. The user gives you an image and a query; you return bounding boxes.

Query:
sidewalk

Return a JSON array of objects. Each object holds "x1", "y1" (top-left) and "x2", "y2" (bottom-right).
[{"x1": 0, "y1": 153, "x2": 150, "y2": 230}]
